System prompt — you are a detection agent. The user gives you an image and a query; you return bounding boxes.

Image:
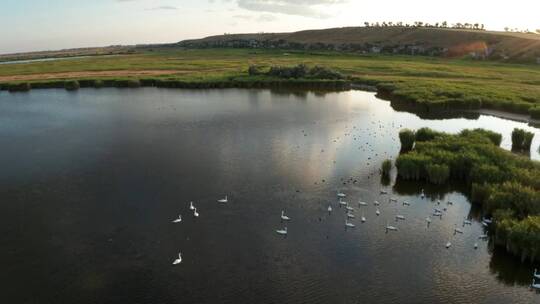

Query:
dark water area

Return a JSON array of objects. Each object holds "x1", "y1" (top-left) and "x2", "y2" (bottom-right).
[{"x1": 0, "y1": 88, "x2": 539, "y2": 304}]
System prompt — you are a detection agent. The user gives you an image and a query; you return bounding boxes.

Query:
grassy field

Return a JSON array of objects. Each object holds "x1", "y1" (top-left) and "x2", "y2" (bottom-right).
[{"x1": 1, "y1": 48, "x2": 539, "y2": 118}]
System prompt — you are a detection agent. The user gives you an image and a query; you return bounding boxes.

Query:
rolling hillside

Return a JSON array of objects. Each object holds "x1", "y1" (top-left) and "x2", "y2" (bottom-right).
[{"x1": 178, "y1": 27, "x2": 540, "y2": 63}]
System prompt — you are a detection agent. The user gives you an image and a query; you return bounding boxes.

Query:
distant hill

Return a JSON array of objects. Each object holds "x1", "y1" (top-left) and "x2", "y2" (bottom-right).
[{"x1": 178, "y1": 27, "x2": 540, "y2": 63}]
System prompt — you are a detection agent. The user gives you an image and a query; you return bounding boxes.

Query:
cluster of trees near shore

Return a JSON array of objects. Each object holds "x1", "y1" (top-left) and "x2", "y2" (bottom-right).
[
  {"x1": 248, "y1": 64, "x2": 344, "y2": 80},
  {"x1": 395, "y1": 128, "x2": 539, "y2": 262}
]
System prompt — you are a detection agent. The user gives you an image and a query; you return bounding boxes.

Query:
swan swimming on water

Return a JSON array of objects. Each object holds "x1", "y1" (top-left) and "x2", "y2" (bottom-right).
[
  {"x1": 172, "y1": 214, "x2": 182, "y2": 223},
  {"x1": 426, "y1": 217, "x2": 432, "y2": 224},
  {"x1": 376, "y1": 208, "x2": 380, "y2": 216},
  {"x1": 373, "y1": 200, "x2": 380, "y2": 206},
  {"x1": 345, "y1": 220, "x2": 355, "y2": 228},
  {"x1": 402, "y1": 201, "x2": 410, "y2": 206},
  {"x1": 328, "y1": 205, "x2": 333, "y2": 213},
  {"x1": 172, "y1": 252, "x2": 182, "y2": 265},
  {"x1": 361, "y1": 212, "x2": 366, "y2": 223},
  {"x1": 338, "y1": 198, "x2": 347, "y2": 206},
  {"x1": 347, "y1": 212, "x2": 355, "y2": 219},
  {"x1": 395, "y1": 214, "x2": 405, "y2": 221},
  {"x1": 281, "y1": 210, "x2": 291, "y2": 221},
  {"x1": 276, "y1": 227, "x2": 287, "y2": 235},
  {"x1": 534, "y1": 269, "x2": 540, "y2": 279},
  {"x1": 463, "y1": 218, "x2": 472, "y2": 226},
  {"x1": 337, "y1": 191, "x2": 346, "y2": 198},
  {"x1": 217, "y1": 195, "x2": 228, "y2": 203},
  {"x1": 189, "y1": 201, "x2": 195, "y2": 210},
  {"x1": 193, "y1": 208, "x2": 199, "y2": 217},
  {"x1": 386, "y1": 221, "x2": 397, "y2": 232},
  {"x1": 345, "y1": 204, "x2": 354, "y2": 212},
  {"x1": 531, "y1": 279, "x2": 540, "y2": 290},
  {"x1": 474, "y1": 242, "x2": 478, "y2": 249},
  {"x1": 446, "y1": 240, "x2": 452, "y2": 249}
]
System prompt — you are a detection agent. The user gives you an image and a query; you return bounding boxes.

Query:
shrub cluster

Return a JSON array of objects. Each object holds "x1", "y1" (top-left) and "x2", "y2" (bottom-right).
[
  {"x1": 64, "y1": 80, "x2": 80, "y2": 91},
  {"x1": 398, "y1": 129, "x2": 416, "y2": 152},
  {"x1": 249, "y1": 64, "x2": 344, "y2": 80},
  {"x1": 529, "y1": 106, "x2": 540, "y2": 120},
  {"x1": 511, "y1": 128, "x2": 534, "y2": 151},
  {"x1": 7, "y1": 82, "x2": 31, "y2": 92},
  {"x1": 395, "y1": 128, "x2": 540, "y2": 262},
  {"x1": 381, "y1": 159, "x2": 392, "y2": 177}
]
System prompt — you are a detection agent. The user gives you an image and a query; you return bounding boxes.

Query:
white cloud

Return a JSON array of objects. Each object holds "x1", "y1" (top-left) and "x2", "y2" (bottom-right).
[{"x1": 236, "y1": 0, "x2": 347, "y2": 18}]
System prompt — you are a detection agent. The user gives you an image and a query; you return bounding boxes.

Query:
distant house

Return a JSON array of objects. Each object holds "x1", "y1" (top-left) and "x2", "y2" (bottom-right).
[{"x1": 370, "y1": 46, "x2": 381, "y2": 54}]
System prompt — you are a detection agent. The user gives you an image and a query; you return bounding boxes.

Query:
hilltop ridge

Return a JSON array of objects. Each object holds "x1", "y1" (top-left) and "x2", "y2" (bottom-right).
[{"x1": 178, "y1": 27, "x2": 540, "y2": 63}]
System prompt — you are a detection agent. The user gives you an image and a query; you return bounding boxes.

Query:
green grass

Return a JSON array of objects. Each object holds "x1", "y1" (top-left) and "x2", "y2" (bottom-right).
[{"x1": 1, "y1": 48, "x2": 539, "y2": 117}]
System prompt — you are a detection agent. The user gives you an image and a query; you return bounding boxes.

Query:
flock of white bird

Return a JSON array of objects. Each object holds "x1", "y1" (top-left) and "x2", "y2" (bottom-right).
[
  {"x1": 170, "y1": 195, "x2": 228, "y2": 265},
  {"x1": 275, "y1": 188, "x2": 492, "y2": 252}
]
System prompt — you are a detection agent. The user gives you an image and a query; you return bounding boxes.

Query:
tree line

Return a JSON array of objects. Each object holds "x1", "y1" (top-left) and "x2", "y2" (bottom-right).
[{"x1": 363, "y1": 21, "x2": 485, "y2": 31}]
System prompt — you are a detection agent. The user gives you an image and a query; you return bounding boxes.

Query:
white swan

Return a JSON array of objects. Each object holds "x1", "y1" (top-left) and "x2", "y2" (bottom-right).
[
  {"x1": 281, "y1": 210, "x2": 291, "y2": 221},
  {"x1": 433, "y1": 211, "x2": 443, "y2": 217},
  {"x1": 217, "y1": 195, "x2": 228, "y2": 203},
  {"x1": 426, "y1": 217, "x2": 432, "y2": 224},
  {"x1": 172, "y1": 252, "x2": 182, "y2": 265},
  {"x1": 345, "y1": 220, "x2": 355, "y2": 228},
  {"x1": 386, "y1": 221, "x2": 397, "y2": 232},
  {"x1": 474, "y1": 242, "x2": 478, "y2": 249},
  {"x1": 338, "y1": 198, "x2": 347, "y2": 206},
  {"x1": 172, "y1": 214, "x2": 182, "y2": 223},
  {"x1": 358, "y1": 201, "x2": 367, "y2": 206},
  {"x1": 347, "y1": 212, "x2": 355, "y2": 219},
  {"x1": 479, "y1": 234, "x2": 488, "y2": 239},
  {"x1": 534, "y1": 269, "x2": 540, "y2": 279},
  {"x1": 531, "y1": 279, "x2": 540, "y2": 290},
  {"x1": 420, "y1": 189, "x2": 425, "y2": 198},
  {"x1": 328, "y1": 205, "x2": 333, "y2": 213},
  {"x1": 189, "y1": 201, "x2": 195, "y2": 210},
  {"x1": 276, "y1": 227, "x2": 287, "y2": 235},
  {"x1": 193, "y1": 208, "x2": 199, "y2": 217},
  {"x1": 402, "y1": 201, "x2": 410, "y2": 206},
  {"x1": 361, "y1": 212, "x2": 366, "y2": 223},
  {"x1": 446, "y1": 241, "x2": 452, "y2": 249},
  {"x1": 447, "y1": 200, "x2": 454, "y2": 205},
  {"x1": 380, "y1": 189, "x2": 388, "y2": 195},
  {"x1": 373, "y1": 200, "x2": 380, "y2": 206},
  {"x1": 395, "y1": 214, "x2": 405, "y2": 221},
  {"x1": 345, "y1": 204, "x2": 354, "y2": 212},
  {"x1": 463, "y1": 218, "x2": 472, "y2": 225},
  {"x1": 389, "y1": 197, "x2": 398, "y2": 202},
  {"x1": 376, "y1": 208, "x2": 380, "y2": 216},
  {"x1": 337, "y1": 191, "x2": 346, "y2": 198}
]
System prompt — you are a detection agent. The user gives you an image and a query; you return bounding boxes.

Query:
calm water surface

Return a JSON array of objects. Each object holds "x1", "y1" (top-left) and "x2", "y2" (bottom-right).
[{"x1": 1, "y1": 88, "x2": 539, "y2": 304}]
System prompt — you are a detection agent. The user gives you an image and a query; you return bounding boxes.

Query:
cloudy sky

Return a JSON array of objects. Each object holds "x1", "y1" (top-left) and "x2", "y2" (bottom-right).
[{"x1": 1, "y1": 0, "x2": 539, "y2": 54}]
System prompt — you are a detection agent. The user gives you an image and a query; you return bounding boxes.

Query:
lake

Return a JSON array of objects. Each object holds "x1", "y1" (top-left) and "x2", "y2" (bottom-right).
[{"x1": 0, "y1": 88, "x2": 539, "y2": 304}]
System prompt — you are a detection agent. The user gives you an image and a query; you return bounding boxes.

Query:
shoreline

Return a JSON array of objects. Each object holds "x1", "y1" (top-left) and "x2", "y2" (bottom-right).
[{"x1": 1, "y1": 79, "x2": 538, "y2": 125}]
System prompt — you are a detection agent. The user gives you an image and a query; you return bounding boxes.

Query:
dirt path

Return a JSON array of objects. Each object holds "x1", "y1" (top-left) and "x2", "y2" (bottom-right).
[{"x1": 0, "y1": 70, "x2": 180, "y2": 81}]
